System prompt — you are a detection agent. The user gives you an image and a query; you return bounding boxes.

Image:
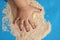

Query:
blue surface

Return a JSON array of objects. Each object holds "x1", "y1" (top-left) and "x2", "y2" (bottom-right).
[{"x1": 0, "y1": 0, "x2": 60, "y2": 40}]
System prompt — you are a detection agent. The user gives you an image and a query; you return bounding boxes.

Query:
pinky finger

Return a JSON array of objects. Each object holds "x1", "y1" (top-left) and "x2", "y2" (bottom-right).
[{"x1": 13, "y1": 17, "x2": 20, "y2": 24}]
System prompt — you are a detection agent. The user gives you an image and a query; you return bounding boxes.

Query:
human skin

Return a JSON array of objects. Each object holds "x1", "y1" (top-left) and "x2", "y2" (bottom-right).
[{"x1": 13, "y1": 0, "x2": 41, "y2": 32}]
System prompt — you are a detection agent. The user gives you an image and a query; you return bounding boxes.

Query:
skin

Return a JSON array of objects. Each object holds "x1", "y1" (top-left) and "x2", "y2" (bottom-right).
[{"x1": 13, "y1": 0, "x2": 42, "y2": 32}]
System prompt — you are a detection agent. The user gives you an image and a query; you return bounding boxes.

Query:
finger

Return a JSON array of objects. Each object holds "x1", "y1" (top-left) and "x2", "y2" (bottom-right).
[
  {"x1": 29, "y1": 5, "x2": 42, "y2": 12},
  {"x1": 28, "y1": 19, "x2": 36, "y2": 29},
  {"x1": 34, "y1": 7, "x2": 42, "y2": 12},
  {"x1": 24, "y1": 20, "x2": 30, "y2": 32},
  {"x1": 13, "y1": 17, "x2": 20, "y2": 24},
  {"x1": 19, "y1": 19, "x2": 24, "y2": 31}
]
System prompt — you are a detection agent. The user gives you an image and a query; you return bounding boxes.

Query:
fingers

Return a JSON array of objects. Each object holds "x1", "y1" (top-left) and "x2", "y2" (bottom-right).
[
  {"x1": 28, "y1": 19, "x2": 36, "y2": 29},
  {"x1": 19, "y1": 19, "x2": 24, "y2": 31},
  {"x1": 19, "y1": 19, "x2": 36, "y2": 32},
  {"x1": 13, "y1": 17, "x2": 36, "y2": 32},
  {"x1": 24, "y1": 20, "x2": 30, "y2": 32}
]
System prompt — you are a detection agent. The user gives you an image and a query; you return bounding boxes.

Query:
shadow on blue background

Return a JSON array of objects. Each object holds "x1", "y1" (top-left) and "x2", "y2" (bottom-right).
[{"x1": 0, "y1": 0, "x2": 60, "y2": 40}]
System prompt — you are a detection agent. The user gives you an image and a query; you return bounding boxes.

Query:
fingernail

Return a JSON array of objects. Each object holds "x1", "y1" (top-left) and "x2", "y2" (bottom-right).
[
  {"x1": 26, "y1": 30, "x2": 29, "y2": 32},
  {"x1": 19, "y1": 26, "x2": 22, "y2": 31},
  {"x1": 20, "y1": 28, "x2": 22, "y2": 31},
  {"x1": 20, "y1": 27, "x2": 22, "y2": 31},
  {"x1": 26, "y1": 27, "x2": 30, "y2": 32},
  {"x1": 40, "y1": 9, "x2": 42, "y2": 11},
  {"x1": 32, "y1": 26, "x2": 36, "y2": 29}
]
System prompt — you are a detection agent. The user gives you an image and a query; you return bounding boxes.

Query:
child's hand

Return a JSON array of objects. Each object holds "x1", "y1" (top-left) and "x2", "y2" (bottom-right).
[
  {"x1": 13, "y1": 6, "x2": 41, "y2": 32},
  {"x1": 13, "y1": 0, "x2": 42, "y2": 32}
]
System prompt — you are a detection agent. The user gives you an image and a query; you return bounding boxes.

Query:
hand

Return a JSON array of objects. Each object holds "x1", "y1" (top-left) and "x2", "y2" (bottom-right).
[
  {"x1": 13, "y1": 0, "x2": 42, "y2": 32},
  {"x1": 13, "y1": 6, "x2": 41, "y2": 32}
]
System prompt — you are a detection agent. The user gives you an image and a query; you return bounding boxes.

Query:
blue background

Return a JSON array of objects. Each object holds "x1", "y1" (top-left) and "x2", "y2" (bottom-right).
[{"x1": 0, "y1": 0, "x2": 60, "y2": 40}]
